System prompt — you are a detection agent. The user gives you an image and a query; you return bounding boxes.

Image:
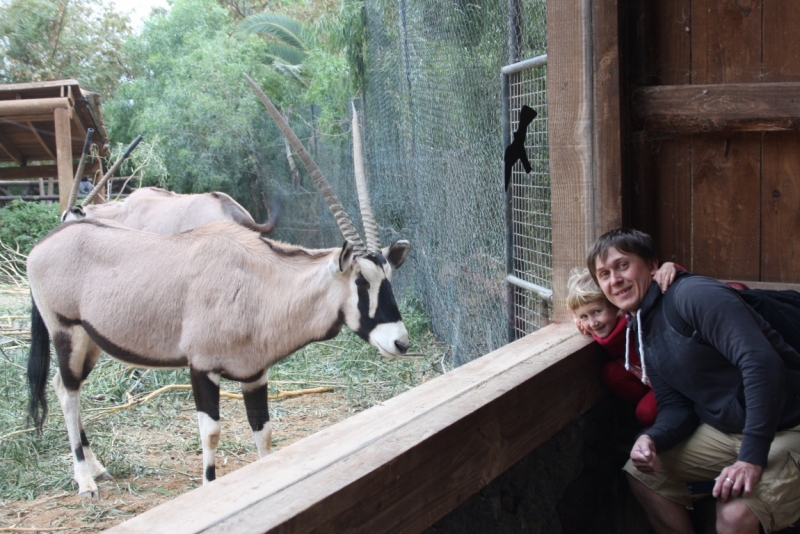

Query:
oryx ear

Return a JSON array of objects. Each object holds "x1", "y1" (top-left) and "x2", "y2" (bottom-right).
[
  {"x1": 339, "y1": 240, "x2": 355, "y2": 272},
  {"x1": 384, "y1": 240, "x2": 411, "y2": 269},
  {"x1": 61, "y1": 206, "x2": 86, "y2": 223}
]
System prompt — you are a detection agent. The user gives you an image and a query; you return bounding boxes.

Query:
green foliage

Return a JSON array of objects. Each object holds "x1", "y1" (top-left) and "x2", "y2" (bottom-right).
[
  {"x1": 104, "y1": 0, "x2": 286, "y2": 208},
  {"x1": 0, "y1": 0, "x2": 133, "y2": 95},
  {"x1": 0, "y1": 200, "x2": 60, "y2": 256}
]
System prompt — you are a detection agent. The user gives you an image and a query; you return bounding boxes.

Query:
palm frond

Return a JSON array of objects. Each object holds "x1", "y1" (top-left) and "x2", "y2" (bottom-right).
[
  {"x1": 267, "y1": 44, "x2": 306, "y2": 66},
  {"x1": 237, "y1": 13, "x2": 312, "y2": 51}
]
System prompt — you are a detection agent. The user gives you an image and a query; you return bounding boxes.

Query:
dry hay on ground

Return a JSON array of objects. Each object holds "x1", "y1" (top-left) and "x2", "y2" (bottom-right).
[{"x1": 1, "y1": 392, "x2": 352, "y2": 532}]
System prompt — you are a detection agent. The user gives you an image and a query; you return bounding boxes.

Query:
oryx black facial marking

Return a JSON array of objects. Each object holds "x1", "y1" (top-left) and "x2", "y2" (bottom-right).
[
  {"x1": 82, "y1": 321, "x2": 188, "y2": 368},
  {"x1": 355, "y1": 277, "x2": 402, "y2": 341}
]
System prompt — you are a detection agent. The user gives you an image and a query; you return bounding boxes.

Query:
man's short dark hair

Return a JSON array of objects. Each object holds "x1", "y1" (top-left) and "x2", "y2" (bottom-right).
[{"x1": 587, "y1": 228, "x2": 658, "y2": 282}]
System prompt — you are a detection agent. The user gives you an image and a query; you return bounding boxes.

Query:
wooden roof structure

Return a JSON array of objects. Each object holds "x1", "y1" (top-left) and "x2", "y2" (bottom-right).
[{"x1": 0, "y1": 80, "x2": 110, "y2": 209}]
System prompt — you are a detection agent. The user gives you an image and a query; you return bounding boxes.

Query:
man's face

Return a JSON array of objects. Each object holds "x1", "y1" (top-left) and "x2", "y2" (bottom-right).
[{"x1": 594, "y1": 247, "x2": 658, "y2": 312}]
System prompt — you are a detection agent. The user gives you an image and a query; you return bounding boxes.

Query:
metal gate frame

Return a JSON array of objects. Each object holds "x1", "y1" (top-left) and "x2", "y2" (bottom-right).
[{"x1": 501, "y1": 54, "x2": 552, "y2": 342}]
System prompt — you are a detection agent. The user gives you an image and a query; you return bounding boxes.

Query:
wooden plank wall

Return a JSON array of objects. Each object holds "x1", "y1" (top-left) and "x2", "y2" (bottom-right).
[{"x1": 625, "y1": 0, "x2": 800, "y2": 283}]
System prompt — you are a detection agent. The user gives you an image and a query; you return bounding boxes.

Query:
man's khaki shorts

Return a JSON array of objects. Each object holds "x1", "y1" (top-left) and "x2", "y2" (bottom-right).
[{"x1": 623, "y1": 423, "x2": 800, "y2": 533}]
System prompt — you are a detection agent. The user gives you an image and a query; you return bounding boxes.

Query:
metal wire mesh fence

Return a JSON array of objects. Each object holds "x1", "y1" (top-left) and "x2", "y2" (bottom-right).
[
  {"x1": 503, "y1": 57, "x2": 552, "y2": 340},
  {"x1": 269, "y1": 0, "x2": 549, "y2": 366}
]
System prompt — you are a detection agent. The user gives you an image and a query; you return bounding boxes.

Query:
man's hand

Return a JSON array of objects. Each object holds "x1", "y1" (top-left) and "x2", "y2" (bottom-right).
[
  {"x1": 631, "y1": 434, "x2": 659, "y2": 475},
  {"x1": 569, "y1": 311, "x2": 590, "y2": 336},
  {"x1": 653, "y1": 262, "x2": 677, "y2": 293},
  {"x1": 713, "y1": 461, "x2": 763, "y2": 502}
]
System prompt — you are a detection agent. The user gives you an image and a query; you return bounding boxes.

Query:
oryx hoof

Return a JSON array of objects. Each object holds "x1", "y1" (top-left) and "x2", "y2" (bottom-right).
[
  {"x1": 94, "y1": 471, "x2": 114, "y2": 481},
  {"x1": 78, "y1": 488, "x2": 100, "y2": 499}
]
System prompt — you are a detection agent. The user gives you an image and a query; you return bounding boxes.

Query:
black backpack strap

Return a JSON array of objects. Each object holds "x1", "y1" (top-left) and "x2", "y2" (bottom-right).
[{"x1": 662, "y1": 278, "x2": 705, "y2": 343}]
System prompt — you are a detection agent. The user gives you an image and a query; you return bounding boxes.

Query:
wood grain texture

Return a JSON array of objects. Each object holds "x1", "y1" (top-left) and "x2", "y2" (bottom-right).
[
  {"x1": 105, "y1": 324, "x2": 603, "y2": 534},
  {"x1": 690, "y1": 0, "x2": 762, "y2": 280},
  {"x1": 652, "y1": 136, "x2": 692, "y2": 267},
  {"x1": 547, "y1": 0, "x2": 593, "y2": 321},
  {"x1": 53, "y1": 107, "x2": 73, "y2": 211},
  {"x1": 691, "y1": 132, "x2": 761, "y2": 279},
  {"x1": 760, "y1": 3, "x2": 800, "y2": 282},
  {"x1": 593, "y1": 0, "x2": 622, "y2": 232},
  {"x1": 633, "y1": 83, "x2": 800, "y2": 132},
  {"x1": 690, "y1": 0, "x2": 762, "y2": 85},
  {"x1": 640, "y1": 0, "x2": 691, "y2": 86}
]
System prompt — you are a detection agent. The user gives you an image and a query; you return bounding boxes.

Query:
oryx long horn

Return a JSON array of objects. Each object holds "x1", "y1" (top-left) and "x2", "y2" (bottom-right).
[
  {"x1": 66, "y1": 128, "x2": 95, "y2": 212},
  {"x1": 244, "y1": 73, "x2": 367, "y2": 256},
  {"x1": 82, "y1": 135, "x2": 143, "y2": 206},
  {"x1": 351, "y1": 102, "x2": 381, "y2": 253}
]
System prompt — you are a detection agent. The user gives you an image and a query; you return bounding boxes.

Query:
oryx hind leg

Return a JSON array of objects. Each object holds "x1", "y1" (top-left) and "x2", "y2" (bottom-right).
[
  {"x1": 190, "y1": 368, "x2": 221, "y2": 484},
  {"x1": 52, "y1": 327, "x2": 104, "y2": 498},
  {"x1": 241, "y1": 371, "x2": 271, "y2": 457}
]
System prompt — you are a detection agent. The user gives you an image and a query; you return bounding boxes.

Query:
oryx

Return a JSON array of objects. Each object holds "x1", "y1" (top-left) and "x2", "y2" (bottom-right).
[
  {"x1": 62, "y1": 186, "x2": 281, "y2": 235},
  {"x1": 26, "y1": 77, "x2": 411, "y2": 498}
]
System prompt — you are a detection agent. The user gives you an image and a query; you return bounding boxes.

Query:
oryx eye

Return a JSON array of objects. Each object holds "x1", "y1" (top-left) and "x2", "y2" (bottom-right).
[{"x1": 355, "y1": 277, "x2": 369, "y2": 288}]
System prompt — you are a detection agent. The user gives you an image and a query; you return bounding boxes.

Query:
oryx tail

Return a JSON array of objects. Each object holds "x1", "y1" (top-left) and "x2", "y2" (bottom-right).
[{"x1": 28, "y1": 298, "x2": 51, "y2": 431}]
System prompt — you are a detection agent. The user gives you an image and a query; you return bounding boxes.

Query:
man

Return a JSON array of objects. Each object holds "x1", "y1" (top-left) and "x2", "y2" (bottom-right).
[{"x1": 587, "y1": 228, "x2": 800, "y2": 534}]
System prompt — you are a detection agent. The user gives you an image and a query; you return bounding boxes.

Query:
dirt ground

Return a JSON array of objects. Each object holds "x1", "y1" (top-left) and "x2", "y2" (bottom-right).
[{"x1": 0, "y1": 391, "x2": 352, "y2": 532}]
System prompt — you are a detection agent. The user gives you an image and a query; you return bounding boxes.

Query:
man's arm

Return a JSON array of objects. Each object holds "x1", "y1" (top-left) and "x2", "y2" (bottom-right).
[
  {"x1": 673, "y1": 277, "x2": 785, "y2": 466},
  {"x1": 640, "y1": 363, "x2": 699, "y2": 454}
]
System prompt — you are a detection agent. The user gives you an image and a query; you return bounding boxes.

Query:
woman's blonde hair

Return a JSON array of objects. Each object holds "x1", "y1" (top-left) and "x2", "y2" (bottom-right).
[{"x1": 566, "y1": 267, "x2": 608, "y2": 311}]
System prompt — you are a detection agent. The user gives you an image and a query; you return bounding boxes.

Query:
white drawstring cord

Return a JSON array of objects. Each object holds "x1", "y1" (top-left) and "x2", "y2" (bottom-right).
[
  {"x1": 624, "y1": 316, "x2": 632, "y2": 371},
  {"x1": 637, "y1": 311, "x2": 648, "y2": 385}
]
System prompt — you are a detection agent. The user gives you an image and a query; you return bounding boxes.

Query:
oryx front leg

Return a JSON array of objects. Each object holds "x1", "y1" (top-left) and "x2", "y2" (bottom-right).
[
  {"x1": 190, "y1": 368, "x2": 221, "y2": 484},
  {"x1": 241, "y1": 372, "x2": 271, "y2": 457},
  {"x1": 52, "y1": 330, "x2": 103, "y2": 498}
]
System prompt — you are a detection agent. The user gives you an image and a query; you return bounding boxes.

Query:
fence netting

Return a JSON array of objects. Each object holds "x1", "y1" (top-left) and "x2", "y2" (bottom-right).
[{"x1": 270, "y1": 0, "x2": 547, "y2": 366}]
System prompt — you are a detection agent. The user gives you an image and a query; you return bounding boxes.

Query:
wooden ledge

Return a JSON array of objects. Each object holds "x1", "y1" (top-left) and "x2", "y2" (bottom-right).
[{"x1": 106, "y1": 323, "x2": 603, "y2": 534}]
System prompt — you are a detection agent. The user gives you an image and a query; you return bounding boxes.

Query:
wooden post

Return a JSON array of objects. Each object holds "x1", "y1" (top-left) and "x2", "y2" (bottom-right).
[
  {"x1": 547, "y1": 0, "x2": 595, "y2": 321},
  {"x1": 54, "y1": 106, "x2": 73, "y2": 211},
  {"x1": 593, "y1": 0, "x2": 623, "y2": 232}
]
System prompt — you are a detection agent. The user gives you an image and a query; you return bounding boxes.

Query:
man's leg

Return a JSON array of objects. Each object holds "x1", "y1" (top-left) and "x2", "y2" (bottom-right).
[
  {"x1": 716, "y1": 500, "x2": 760, "y2": 534},
  {"x1": 627, "y1": 473, "x2": 694, "y2": 534}
]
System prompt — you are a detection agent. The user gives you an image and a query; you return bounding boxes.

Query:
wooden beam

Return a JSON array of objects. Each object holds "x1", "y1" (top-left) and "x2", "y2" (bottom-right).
[
  {"x1": 633, "y1": 82, "x2": 800, "y2": 132},
  {"x1": 105, "y1": 324, "x2": 603, "y2": 533},
  {"x1": 0, "y1": 97, "x2": 71, "y2": 118},
  {"x1": 53, "y1": 107, "x2": 73, "y2": 210},
  {"x1": 25, "y1": 120, "x2": 57, "y2": 160},
  {"x1": 0, "y1": 79, "x2": 79, "y2": 92},
  {"x1": 0, "y1": 164, "x2": 77, "y2": 180},
  {"x1": 547, "y1": 0, "x2": 594, "y2": 321},
  {"x1": 0, "y1": 129, "x2": 23, "y2": 165}
]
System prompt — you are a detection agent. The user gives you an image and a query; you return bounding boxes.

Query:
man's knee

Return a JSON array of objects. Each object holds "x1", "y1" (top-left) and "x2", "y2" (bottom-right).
[{"x1": 717, "y1": 500, "x2": 760, "y2": 534}]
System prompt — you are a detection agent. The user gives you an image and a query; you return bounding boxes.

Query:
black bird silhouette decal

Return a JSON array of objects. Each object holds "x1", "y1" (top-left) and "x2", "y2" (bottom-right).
[{"x1": 504, "y1": 105, "x2": 537, "y2": 190}]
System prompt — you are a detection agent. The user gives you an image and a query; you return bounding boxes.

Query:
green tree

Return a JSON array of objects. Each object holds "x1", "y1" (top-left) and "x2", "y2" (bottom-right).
[
  {"x1": 103, "y1": 0, "x2": 292, "y2": 215},
  {"x1": 0, "y1": 0, "x2": 133, "y2": 95}
]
